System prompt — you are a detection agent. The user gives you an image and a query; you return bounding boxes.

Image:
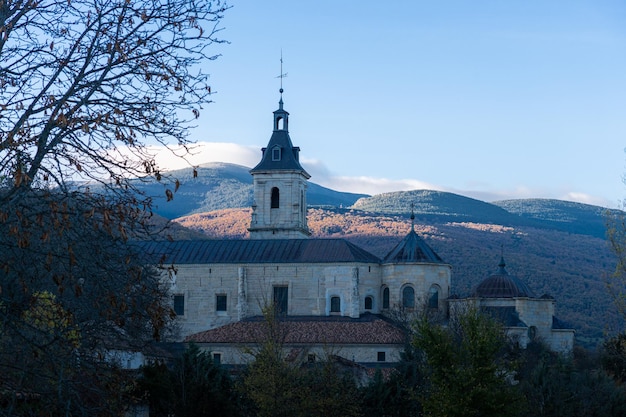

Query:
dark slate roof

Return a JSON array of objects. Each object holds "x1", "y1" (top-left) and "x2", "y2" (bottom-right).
[
  {"x1": 185, "y1": 314, "x2": 406, "y2": 345},
  {"x1": 250, "y1": 129, "x2": 308, "y2": 174},
  {"x1": 472, "y1": 257, "x2": 536, "y2": 298},
  {"x1": 481, "y1": 306, "x2": 527, "y2": 327},
  {"x1": 383, "y1": 228, "x2": 445, "y2": 264},
  {"x1": 137, "y1": 238, "x2": 381, "y2": 265}
]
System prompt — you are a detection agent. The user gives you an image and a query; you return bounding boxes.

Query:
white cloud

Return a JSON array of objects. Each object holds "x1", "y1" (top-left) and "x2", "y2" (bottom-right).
[
  {"x1": 145, "y1": 142, "x2": 614, "y2": 208},
  {"x1": 150, "y1": 142, "x2": 259, "y2": 171}
]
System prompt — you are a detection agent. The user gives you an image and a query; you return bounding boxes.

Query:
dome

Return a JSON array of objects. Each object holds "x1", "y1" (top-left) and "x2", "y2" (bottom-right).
[{"x1": 472, "y1": 257, "x2": 536, "y2": 298}]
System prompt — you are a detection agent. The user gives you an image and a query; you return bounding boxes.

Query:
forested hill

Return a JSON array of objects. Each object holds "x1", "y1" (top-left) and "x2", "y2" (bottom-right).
[
  {"x1": 351, "y1": 190, "x2": 614, "y2": 239},
  {"x1": 135, "y1": 162, "x2": 615, "y2": 239}
]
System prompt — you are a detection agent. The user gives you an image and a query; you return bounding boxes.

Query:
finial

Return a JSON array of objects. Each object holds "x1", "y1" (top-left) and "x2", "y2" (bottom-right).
[
  {"x1": 276, "y1": 50, "x2": 288, "y2": 98},
  {"x1": 498, "y1": 244, "x2": 507, "y2": 273},
  {"x1": 410, "y1": 202, "x2": 415, "y2": 232}
]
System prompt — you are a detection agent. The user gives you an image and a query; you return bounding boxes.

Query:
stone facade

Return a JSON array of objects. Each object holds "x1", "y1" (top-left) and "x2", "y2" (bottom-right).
[{"x1": 169, "y1": 259, "x2": 451, "y2": 338}]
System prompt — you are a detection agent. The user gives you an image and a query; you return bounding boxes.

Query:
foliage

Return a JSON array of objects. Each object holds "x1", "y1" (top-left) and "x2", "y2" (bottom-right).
[
  {"x1": 517, "y1": 342, "x2": 626, "y2": 417},
  {"x1": 138, "y1": 343, "x2": 240, "y2": 417},
  {"x1": 237, "y1": 307, "x2": 361, "y2": 417},
  {"x1": 412, "y1": 309, "x2": 525, "y2": 417},
  {"x1": 360, "y1": 343, "x2": 424, "y2": 417},
  {"x1": 601, "y1": 332, "x2": 626, "y2": 383},
  {"x1": 606, "y1": 208, "x2": 626, "y2": 319},
  {"x1": 0, "y1": 192, "x2": 179, "y2": 416}
]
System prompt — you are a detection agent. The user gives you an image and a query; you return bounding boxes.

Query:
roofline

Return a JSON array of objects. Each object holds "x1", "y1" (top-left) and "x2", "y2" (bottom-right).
[
  {"x1": 382, "y1": 261, "x2": 452, "y2": 268},
  {"x1": 249, "y1": 168, "x2": 311, "y2": 178}
]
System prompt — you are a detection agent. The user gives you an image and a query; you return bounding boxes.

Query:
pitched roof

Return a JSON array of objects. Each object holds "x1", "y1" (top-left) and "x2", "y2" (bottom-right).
[
  {"x1": 383, "y1": 229, "x2": 445, "y2": 264},
  {"x1": 137, "y1": 238, "x2": 381, "y2": 265},
  {"x1": 250, "y1": 130, "x2": 309, "y2": 174},
  {"x1": 185, "y1": 314, "x2": 406, "y2": 345}
]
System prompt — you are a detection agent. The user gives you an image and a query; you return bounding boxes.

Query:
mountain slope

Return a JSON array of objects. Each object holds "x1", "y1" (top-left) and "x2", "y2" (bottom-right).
[
  {"x1": 493, "y1": 198, "x2": 612, "y2": 238},
  {"x1": 132, "y1": 162, "x2": 369, "y2": 219},
  {"x1": 129, "y1": 163, "x2": 615, "y2": 240}
]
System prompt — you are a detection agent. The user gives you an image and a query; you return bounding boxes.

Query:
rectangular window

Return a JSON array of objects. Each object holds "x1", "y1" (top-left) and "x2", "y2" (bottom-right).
[
  {"x1": 173, "y1": 294, "x2": 184, "y2": 316},
  {"x1": 377, "y1": 351, "x2": 386, "y2": 362},
  {"x1": 216, "y1": 294, "x2": 227, "y2": 312},
  {"x1": 212, "y1": 353, "x2": 221, "y2": 365},
  {"x1": 273, "y1": 286, "x2": 288, "y2": 315}
]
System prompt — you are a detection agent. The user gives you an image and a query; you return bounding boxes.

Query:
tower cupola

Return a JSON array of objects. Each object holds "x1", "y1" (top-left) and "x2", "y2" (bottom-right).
[{"x1": 248, "y1": 66, "x2": 310, "y2": 239}]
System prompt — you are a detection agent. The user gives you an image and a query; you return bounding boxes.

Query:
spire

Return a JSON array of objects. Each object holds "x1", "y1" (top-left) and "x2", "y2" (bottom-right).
[
  {"x1": 272, "y1": 52, "x2": 289, "y2": 131},
  {"x1": 410, "y1": 202, "x2": 415, "y2": 232},
  {"x1": 277, "y1": 50, "x2": 287, "y2": 109},
  {"x1": 498, "y1": 245, "x2": 507, "y2": 274}
]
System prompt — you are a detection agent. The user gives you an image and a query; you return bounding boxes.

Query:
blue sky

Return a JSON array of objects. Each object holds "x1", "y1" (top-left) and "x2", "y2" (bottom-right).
[{"x1": 155, "y1": 1, "x2": 626, "y2": 208}]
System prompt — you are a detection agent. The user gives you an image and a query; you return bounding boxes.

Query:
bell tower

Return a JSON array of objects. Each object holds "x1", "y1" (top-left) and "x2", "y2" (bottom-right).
[{"x1": 248, "y1": 68, "x2": 310, "y2": 239}]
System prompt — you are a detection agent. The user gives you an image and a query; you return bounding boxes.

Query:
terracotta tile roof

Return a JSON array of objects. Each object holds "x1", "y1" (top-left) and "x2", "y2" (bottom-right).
[
  {"x1": 185, "y1": 314, "x2": 406, "y2": 345},
  {"x1": 138, "y1": 238, "x2": 381, "y2": 264}
]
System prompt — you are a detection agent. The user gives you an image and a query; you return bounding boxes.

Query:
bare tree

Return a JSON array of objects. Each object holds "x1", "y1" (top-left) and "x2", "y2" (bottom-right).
[
  {"x1": 0, "y1": 0, "x2": 228, "y2": 415},
  {"x1": 1, "y1": 0, "x2": 227, "y2": 195}
]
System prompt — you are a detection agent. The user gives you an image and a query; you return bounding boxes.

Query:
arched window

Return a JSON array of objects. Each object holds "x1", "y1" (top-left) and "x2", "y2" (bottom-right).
[
  {"x1": 365, "y1": 296, "x2": 373, "y2": 310},
  {"x1": 271, "y1": 187, "x2": 280, "y2": 208},
  {"x1": 330, "y1": 296, "x2": 341, "y2": 313},
  {"x1": 402, "y1": 286, "x2": 415, "y2": 309},
  {"x1": 382, "y1": 287, "x2": 390, "y2": 309},
  {"x1": 428, "y1": 285, "x2": 440, "y2": 309},
  {"x1": 275, "y1": 116, "x2": 284, "y2": 130}
]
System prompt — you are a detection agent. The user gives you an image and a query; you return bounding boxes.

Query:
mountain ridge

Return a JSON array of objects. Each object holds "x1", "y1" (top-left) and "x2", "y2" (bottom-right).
[{"x1": 138, "y1": 162, "x2": 615, "y2": 239}]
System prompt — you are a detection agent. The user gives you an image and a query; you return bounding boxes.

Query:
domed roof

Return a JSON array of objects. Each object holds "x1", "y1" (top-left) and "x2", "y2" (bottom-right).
[{"x1": 472, "y1": 257, "x2": 536, "y2": 298}]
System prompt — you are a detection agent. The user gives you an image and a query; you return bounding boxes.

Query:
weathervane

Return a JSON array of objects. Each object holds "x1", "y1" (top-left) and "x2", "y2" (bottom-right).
[{"x1": 276, "y1": 50, "x2": 288, "y2": 97}]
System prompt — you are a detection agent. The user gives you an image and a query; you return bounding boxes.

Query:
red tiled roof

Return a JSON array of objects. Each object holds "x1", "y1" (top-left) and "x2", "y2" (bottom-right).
[{"x1": 185, "y1": 315, "x2": 406, "y2": 345}]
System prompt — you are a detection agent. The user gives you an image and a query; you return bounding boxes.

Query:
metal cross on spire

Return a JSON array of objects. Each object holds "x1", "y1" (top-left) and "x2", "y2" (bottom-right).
[{"x1": 276, "y1": 50, "x2": 288, "y2": 96}]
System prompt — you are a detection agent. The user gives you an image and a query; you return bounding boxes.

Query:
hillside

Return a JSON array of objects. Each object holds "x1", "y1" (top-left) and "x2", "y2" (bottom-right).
[
  {"x1": 132, "y1": 164, "x2": 615, "y2": 240},
  {"x1": 175, "y1": 207, "x2": 622, "y2": 349},
  {"x1": 134, "y1": 162, "x2": 368, "y2": 219}
]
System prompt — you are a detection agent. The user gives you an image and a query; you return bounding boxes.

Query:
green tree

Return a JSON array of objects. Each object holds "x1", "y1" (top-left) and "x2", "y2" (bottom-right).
[
  {"x1": 239, "y1": 307, "x2": 362, "y2": 417},
  {"x1": 606, "y1": 208, "x2": 626, "y2": 320},
  {"x1": 412, "y1": 308, "x2": 525, "y2": 417},
  {"x1": 239, "y1": 307, "x2": 302, "y2": 417},
  {"x1": 360, "y1": 343, "x2": 424, "y2": 417},
  {"x1": 518, "y1": 342, "x2": 626, "y2": 417},
  {"x1": 601, "y1": 332, "x2": 626, "y2": 383},
  {"x1": 138, "y1": 343, "x2": 240, "y2": 417}
]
